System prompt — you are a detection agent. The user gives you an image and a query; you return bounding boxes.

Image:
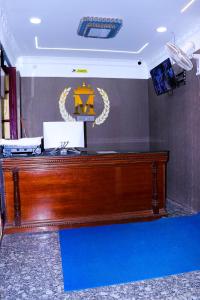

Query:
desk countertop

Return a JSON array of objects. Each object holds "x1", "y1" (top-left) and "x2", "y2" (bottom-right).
[{"x1": 0, "y1": 149, "x2": 169, "y2": 159}]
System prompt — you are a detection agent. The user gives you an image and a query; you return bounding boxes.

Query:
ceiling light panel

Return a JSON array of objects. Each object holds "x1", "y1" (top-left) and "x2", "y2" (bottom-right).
[{"x1": 77, "y1": 17, "x2": 123, "y2": 39}]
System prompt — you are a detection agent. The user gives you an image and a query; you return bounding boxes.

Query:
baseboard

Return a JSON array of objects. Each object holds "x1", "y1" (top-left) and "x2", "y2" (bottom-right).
[{"x1": 166, "y1": 197, "x2": 196, "y2": 214}]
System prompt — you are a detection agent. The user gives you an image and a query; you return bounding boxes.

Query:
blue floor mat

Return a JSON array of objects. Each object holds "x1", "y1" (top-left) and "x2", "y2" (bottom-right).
[{"x1": 59, "y1": 214, "x2": 200, "y2": 291}]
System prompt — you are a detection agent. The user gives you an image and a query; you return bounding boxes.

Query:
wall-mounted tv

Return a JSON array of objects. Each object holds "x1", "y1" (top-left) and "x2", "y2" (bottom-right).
[{"x1": 150, "y1": 58, "x2": 177, "y2": 96}]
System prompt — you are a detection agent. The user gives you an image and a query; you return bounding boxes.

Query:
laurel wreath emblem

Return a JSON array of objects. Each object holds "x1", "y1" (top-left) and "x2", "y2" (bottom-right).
[
  {"x1": 59, "y1": 87, "x2": 76, "y2": 122},
  {"x1": 94, "y1": 88, "x2": 110, "y2": 127},
  {"x1": 58, "y1": 86, "x2": 110, "y2": 126}
]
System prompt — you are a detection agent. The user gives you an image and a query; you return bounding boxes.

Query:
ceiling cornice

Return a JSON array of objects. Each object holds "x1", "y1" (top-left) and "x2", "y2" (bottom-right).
[{"x1": 16, "y1": 56, "x2": 149, "y2": 79}]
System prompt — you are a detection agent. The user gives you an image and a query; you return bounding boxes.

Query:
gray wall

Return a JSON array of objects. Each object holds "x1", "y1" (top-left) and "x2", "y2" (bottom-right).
[
  {"x1": 148, "y1": 64, "x2": 200, "y2": 212},
  {"x1": 20, "y1": 72, "x2": 200, "y2": 212},
  {"x1": 21, "y1": 77, "x2": 149, "y2": 151}
]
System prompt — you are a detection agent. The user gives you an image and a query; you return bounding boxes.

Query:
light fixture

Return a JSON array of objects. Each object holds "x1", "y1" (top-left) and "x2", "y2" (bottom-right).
[
  {"x1": 156, "y1": 26, "x2": 167, "y2": 33},
  {"x1": 181, "y1": 0, "x2": 195, "y2": 13},
  {"x1": 30, "y1": 17, "x2": 41, "y2": 24},
  {"x1": 77, "y1": 17, "x2": 123, "y2": 39},
  {"x1": 35, "y1": 36, "x2": 149, "y2": 54}
]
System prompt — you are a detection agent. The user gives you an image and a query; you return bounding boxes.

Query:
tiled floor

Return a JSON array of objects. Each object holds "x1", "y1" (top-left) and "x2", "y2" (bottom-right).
[{"x1": 1, "y1": 207, "x2": 200, "y2": 300}]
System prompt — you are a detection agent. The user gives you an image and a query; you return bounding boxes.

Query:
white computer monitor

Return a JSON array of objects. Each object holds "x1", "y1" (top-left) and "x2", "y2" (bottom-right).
[{"x1": 43, "y1": 121, "x2": 84, "y2": 150}]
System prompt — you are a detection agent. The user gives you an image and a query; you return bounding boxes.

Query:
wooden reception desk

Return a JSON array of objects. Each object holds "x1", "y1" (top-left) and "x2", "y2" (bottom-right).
[{"x1": 0, "y1": 151, "x2": 168, "y2": 233}]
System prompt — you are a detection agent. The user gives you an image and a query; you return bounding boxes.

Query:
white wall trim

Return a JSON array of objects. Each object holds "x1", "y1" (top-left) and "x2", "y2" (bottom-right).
[{"x1": 16, "y1": 56, "x2": 149, "y2": 79}]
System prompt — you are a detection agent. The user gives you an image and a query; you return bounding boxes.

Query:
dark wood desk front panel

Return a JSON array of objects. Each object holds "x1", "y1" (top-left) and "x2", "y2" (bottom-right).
[{"x1": 1, "y1": 152, "x2": 168, "y2": 233}]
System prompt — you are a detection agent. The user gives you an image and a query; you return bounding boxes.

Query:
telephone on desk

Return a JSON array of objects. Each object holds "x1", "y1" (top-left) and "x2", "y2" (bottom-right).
[{"x1": 47, "y1": 147, "x2": 81, "y2": 156}]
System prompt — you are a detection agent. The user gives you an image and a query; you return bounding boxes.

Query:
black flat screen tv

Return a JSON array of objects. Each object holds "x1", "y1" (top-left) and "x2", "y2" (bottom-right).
[{"x1": 150, "y1": 58, "x2": 177, "y2": 96}]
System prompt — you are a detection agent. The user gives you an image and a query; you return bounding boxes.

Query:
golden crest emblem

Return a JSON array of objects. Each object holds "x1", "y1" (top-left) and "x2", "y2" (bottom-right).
[
  {"x1": 59, "y1": 82, "x2": 110, "y2": 126},
  {"x1": 73, "y1": 83, "x2": 96, "y2": 116}
]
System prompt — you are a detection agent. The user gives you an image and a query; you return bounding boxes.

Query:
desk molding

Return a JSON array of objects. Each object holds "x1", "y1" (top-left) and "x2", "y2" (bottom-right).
[{"x1": 1, "y1": 152, "x2": 168, "y2": 234}]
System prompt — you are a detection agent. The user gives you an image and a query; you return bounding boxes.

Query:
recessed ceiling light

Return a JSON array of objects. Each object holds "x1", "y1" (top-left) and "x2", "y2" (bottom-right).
[
  {"x1": 181, "y1": 0, "x2": 195, "y2": 13},
  {"x1": 30, "y1": 17, "x2": 41, "y2": 24},
  {"x1": 156, "y1": 26, "x2": 167, "y2": 33}
]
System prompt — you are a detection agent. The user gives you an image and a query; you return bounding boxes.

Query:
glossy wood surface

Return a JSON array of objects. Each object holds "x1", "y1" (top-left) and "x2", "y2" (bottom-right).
[{"x1": 1, "y1": 152, "x2": 168, "y2": 233}]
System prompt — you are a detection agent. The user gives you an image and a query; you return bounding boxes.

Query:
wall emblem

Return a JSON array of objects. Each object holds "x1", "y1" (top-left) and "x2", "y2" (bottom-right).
[{"x1": 59, "y1": 82, "x2": 110, "y2": 126}]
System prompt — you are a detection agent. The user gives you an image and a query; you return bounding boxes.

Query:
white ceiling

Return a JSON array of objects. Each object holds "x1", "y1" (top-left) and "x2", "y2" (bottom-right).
[{"x1": 1, "y1": 0, "x2": 200, "y2": 78}]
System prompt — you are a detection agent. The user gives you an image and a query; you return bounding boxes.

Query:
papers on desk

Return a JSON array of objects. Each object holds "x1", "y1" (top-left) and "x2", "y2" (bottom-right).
[
  {"x1": 0, "y1": 137, "x2": 42, "y2": 146},
  {"x1": 96, "y1": 151, "x2": 117, "y2": 154}
]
